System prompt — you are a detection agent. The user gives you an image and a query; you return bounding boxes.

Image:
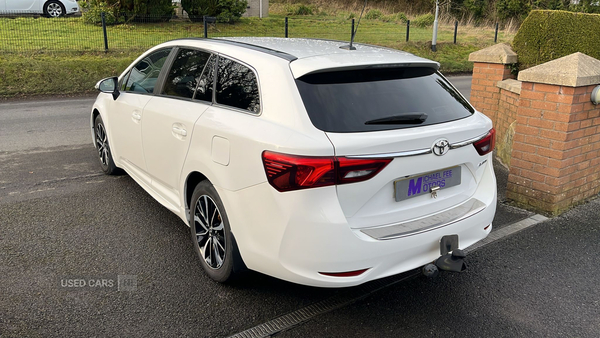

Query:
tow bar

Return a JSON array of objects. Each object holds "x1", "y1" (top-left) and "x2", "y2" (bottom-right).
[{"x1": 422, "y1": 235, "x2": 467, "y2": 278}]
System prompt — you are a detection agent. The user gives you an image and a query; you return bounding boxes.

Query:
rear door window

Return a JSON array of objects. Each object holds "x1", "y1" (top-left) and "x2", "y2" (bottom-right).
[
  {"x1": 215, "y1": 57, "x2": 260, "y2": 113},
  {"x1": 295, "y1": 67, "x2": 474, "y2": 133},
  {"x1": 162, "y1": 48, "x2": 212, "y2": 100}
]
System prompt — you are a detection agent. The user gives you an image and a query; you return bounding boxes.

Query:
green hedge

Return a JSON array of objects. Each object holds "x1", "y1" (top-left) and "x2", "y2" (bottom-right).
[{"x1": 513, "y1": 10, "x2": 600, "y2": 68}]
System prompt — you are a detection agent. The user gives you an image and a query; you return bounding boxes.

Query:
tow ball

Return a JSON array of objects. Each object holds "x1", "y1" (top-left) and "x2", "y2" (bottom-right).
[{"x1": 422, "y1": 235, "x2": 467, "y2": 278}]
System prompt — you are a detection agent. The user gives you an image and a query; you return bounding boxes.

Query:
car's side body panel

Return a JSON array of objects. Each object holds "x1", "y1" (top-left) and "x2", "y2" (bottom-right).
[
  {"x1": 5, "y1": 0, "x2": 39, "y2": 11},
  {"x1": 141, "y1": 97, "x2": 210, "y2": 210}
]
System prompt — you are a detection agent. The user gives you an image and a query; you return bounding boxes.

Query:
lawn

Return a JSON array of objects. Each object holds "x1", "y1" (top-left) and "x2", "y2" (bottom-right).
[
  {"x1": 0, "y1": 14, "x2": 515, "y2": 98},
  {"x1": 0, "y1": 14, "x2": 513, "y2": 53}
]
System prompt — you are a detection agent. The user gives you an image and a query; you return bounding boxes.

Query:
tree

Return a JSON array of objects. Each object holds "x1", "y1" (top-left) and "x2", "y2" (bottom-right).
[{"x1": 496, "y1": 0, "x2": 531, "y2": 20}]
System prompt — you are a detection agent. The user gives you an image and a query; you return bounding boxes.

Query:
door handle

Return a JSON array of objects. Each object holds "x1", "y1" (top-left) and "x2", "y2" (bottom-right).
[
  {"x1": 132, "y1": 112, "x2": 141, "y2": 121},
  {"x1": 172, "y1": 126, "x2": 187, "y2": 137}
]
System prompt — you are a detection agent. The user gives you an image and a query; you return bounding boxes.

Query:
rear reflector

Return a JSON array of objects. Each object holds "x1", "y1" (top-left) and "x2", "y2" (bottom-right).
[
  {"x1": 473, "y1": 128, "x2": 496, "y2": 156},
  {"x1": 319, "y1": 269, "x2": 369, "y2": 277},
  {"x1": 262, "y1": 151, "x2": 391, "y2": 192}
]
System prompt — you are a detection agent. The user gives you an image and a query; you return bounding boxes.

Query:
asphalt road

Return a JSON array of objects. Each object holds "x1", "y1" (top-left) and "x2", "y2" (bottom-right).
[{"x1": 1, "y1": 77, "x2": 598, "y2": 337}]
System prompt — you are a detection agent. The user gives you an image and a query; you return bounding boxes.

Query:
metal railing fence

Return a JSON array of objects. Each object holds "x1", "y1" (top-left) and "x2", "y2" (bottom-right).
[{"x1": 0, "y1": 12, "x2": 509, "y2": 54}]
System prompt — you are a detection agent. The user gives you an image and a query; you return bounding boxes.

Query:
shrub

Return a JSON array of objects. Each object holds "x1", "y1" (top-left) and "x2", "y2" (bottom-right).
[
  {"x1": 512, "y1": 10, "x2": 600, "y2": 68},
  {"x1": 182, "y1": 0, "x2": 216, "y2": 21},
  {"x1": 119, "y1": 0, "x2": 175, "y2": 20},
  {"x1": 215, "y1": 0, "x2": 247, "y2": 23},
  {"x1": 80, "y1": 0, "x2": 122, "y2": 24},
  {"x1": 81, "y1": 0, "x2": 174, "y2": 23},
  {"x1": 380, "y1": 14, "x2": 396, "y2": 22},
  {"x1": 413, "y1": 13, "x2": 434, "y2": 27},
  {"x1": 397, "y1": 12, "x2": 408, "y2": 23},
  {"x1": 380, "y1": 12, "x2": 407, "y2": 23},
  {"x1": 365, "y1": 9, "x2": 382, "y2": 20},
  {"x1": 284, "y1": 4, "x2": 315, "y2": 16},
  {"x1": 182, "y1": 0, "x2": 247, "y2": 23}
]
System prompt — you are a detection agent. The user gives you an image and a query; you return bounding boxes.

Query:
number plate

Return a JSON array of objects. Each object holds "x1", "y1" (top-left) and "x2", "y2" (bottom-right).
[{"x1": 394, "y1": 166, "x2": 461, "y2": 202}]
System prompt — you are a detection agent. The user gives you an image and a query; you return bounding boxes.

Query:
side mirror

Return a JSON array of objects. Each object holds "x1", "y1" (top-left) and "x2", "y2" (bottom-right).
[{"x1": 95, "y1": 77, "x2": 120, "y2": 100}]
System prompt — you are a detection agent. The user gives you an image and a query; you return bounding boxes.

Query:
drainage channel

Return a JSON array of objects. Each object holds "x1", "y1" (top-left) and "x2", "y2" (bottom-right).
[{"x1": 227, "y1": 214, "x2": 548, "y2": 338}]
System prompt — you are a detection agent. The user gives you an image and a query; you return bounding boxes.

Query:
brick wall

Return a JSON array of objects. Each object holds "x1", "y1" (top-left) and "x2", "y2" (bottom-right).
[
  {"x1": 495, "y1": 88, "x2": 520, "y2": 166},
  {"x1": 470, "y1": 62, "x2": 514, "y2": 126},
  {"x1": 507, "y1": 83, "x2": 600, "y2": 214}
]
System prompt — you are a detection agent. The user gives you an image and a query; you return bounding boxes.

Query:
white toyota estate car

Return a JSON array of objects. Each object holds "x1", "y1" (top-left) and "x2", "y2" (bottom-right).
[{"x1": 92, "y1": 37, "x2": 497, "y2": 287}]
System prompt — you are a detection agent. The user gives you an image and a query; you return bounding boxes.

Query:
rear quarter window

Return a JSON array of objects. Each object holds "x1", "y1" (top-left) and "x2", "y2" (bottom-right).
[{"x1": 295, "y1": 67, "x2": 474, "y2": 133}]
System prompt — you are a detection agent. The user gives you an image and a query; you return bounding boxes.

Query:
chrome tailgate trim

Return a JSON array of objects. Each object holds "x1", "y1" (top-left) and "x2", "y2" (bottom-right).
[{"x1": 360, "y1": 198, "x2": 486, "y2": 240}]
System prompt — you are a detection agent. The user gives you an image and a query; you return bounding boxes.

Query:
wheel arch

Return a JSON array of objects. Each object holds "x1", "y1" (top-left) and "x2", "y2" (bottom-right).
[
  {"x1": 90, "y1": 108, "x2": 100, "y2": 144},
  {"x1": 91, "y1": 106, "x2": 119, "y2": 167},
  {"x1": 184, "y1": 171, "x2": 209, "y2": 222},
  {"x1": 185, "y1": 171, "x2": 248, "y2": 274}
]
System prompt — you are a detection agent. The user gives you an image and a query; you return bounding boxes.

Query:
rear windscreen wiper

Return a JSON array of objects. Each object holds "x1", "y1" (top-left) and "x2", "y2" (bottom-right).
[{"x1": 365, "y1": 113, "x2": 428, "y2": 125}]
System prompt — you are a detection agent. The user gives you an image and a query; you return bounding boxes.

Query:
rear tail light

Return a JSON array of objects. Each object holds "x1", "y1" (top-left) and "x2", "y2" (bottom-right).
[
  {"x1": 473, "y1": 128, "x2": 496, "y2": 156},
  {"x1": 262, "y1": 151, "x2": 392, "y2": 192}
]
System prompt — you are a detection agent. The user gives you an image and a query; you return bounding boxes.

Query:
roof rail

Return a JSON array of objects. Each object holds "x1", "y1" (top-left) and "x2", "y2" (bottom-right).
[{"x1": 167, "y1": 37, "x2": 298, "y2": 61}]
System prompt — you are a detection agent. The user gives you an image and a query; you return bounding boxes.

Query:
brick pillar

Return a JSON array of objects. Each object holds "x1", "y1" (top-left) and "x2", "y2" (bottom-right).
[
  {"x1": 468, "y1": 43, "x2": 517, "y2": 126},
  {"x1": 507, "y1": 52, "x2": 600, "y2": 215}
]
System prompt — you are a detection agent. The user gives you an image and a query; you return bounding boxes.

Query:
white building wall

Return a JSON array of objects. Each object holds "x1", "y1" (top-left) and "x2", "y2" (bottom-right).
[{"x1": 242, "y1": 0, "x2": 269, "y2": 18}]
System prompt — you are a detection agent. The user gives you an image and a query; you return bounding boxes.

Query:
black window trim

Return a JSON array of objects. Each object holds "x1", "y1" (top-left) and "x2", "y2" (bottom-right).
[
  {"x1": 116, "y1": 47, "x2": 263, "y2": 116},
  {"x1": 212, "y1": 53, "x2": 263, "y2": 116},
  {"x1": 154, "y1": 46, "x2": 216, "y2": 104},
  {"x1": 194, "y1": 53, "x2": 218, "y2": 104},
  {"x1": 153, "y1": 48, "x2": 178, "y2": 95}
]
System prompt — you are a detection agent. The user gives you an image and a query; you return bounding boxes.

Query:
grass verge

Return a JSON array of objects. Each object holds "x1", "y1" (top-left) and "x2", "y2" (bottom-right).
[
  {"x1": 0, "y1": 42, "x2": 482, "y2": 99},
  {"x1": 0, "y1": 52, "x2": 136, "y2": 99}
]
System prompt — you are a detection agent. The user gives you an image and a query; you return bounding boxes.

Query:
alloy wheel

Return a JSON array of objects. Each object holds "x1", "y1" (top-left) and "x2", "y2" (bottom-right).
[
  {"x1": 194, "y1": 195, "x2": 226, "y2": 269},
  {"x1": 47, "y1": 3, "x2": 63, "y2": 17},
  {"x1": 95, "y1": 123, "x2": 109, "y2": 166}
]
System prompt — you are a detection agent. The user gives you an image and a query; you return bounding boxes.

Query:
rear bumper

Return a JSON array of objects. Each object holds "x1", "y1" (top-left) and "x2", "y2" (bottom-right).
[{"x1": 219, "y1": 160, "x2": 496, "y2": 288}]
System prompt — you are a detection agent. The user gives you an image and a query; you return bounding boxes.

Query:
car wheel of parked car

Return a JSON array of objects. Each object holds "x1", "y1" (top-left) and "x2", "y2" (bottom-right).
[
  {"x1": 44, "y1": 1, "x2": 65, "y2": 17},
  {"x1": 190, "y1": 181, "x2": 237, "y2": 282},
  {"x1": 94, "y1": 115, "x2": 118, "y2": 175}
]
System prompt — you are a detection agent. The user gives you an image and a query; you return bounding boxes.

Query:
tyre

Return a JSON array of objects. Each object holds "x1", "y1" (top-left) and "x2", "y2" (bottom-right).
[
  {"x1": 190, "y1": 181, "x2": 239, "y2": 282},
  {"x1": 44, "y1": 1, "x2": 65, "y2": 17},
  {"x1": 94, "y1": 115, "x2": 119, "y2": 175}
]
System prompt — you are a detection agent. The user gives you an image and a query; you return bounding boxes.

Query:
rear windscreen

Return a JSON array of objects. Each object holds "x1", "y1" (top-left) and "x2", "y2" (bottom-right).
[{"x1": 295, "y1": 67, "x2": 474, "y2": 133}]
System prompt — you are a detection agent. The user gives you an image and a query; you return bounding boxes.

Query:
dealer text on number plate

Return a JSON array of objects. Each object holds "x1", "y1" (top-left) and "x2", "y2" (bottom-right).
[{"x1": 394, "y1": 166, "x2": 461, "y2": 202}]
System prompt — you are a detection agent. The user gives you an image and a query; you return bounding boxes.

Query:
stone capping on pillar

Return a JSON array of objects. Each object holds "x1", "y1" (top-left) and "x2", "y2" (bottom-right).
[
  {"x1": 497, "y1": 79, "x2": 521, "y2": 94},
  {"x1": 507, "y1": 51, "x2": 600, "y2": 215},
  {"x1": 468, "y1": 43, "x2": 518, "y2": 64},
  {"x1": 517, "y1": 52, "x2": 600, "y2": 87}
]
